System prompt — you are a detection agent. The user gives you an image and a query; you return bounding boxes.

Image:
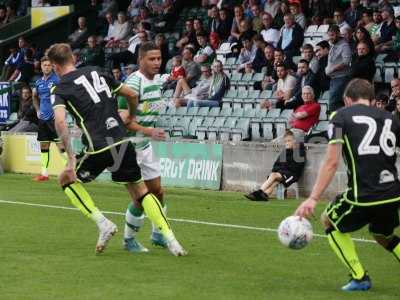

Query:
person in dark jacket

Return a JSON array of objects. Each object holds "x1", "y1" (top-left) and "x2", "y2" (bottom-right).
[
  {"x1": 314, "y1": 40, "x2": 330, "y2": 92},
  {"x1": 245, "y1": 130, "x2": 306, "y2": 201},
  {"x1": 351, "y1": 41, "x2": 376, "y2": 82},
  {"x1": 277, "y1": 13, "x2": 304, "y2": 60},
  {"x1": 9, "y1": 85, "x2": 38, "y2": 132}
]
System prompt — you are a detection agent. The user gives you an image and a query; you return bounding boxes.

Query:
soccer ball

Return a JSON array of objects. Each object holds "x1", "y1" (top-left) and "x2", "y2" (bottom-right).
[{"x1": 277, "y1": 216, "x2": 313, "y2": 250}]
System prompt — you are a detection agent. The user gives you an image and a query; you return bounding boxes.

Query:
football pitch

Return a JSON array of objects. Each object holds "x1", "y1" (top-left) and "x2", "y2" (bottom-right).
[{"x1": 0, "y1": 173, "x2": 399, "y2": 300}]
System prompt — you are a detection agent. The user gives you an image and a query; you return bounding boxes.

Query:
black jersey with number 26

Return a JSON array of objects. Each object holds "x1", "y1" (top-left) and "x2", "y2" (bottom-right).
[
  {"x1": 328, "y1": 104, "x2": 400, "y2": 206},
  {"x1": 52, "y1": 66, "x2": 126, "y2": 153}
]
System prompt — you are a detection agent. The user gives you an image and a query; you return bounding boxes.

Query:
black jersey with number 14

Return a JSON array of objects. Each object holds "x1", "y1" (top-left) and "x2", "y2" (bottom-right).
[
  {"x1": 51, "y1": 66, "x2": 127, "y2": 153},
  {"x1": 328, "y1": 104, "x2": 400, "y2": 206}
]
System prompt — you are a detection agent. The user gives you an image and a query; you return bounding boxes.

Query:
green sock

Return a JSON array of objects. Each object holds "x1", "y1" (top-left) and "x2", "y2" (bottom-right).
[
  {"x1": 327, "y1": 230, "x2": 366, "y2": 280},
  {"x1": 124, "y1": 202, "x2": 144, "y2": 239},
  {"x1": 40, "y1": 149, "x2": 50, "y2": 176},
  {"x1": 63, "y1": 183, "x2": 105, "y2": 224},
  {"x1": 142, "y1": 193, "x2": 174, "y2": 242}
]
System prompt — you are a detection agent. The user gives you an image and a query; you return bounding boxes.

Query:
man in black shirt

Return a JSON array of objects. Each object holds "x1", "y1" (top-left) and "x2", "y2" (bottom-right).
[
  {"x1": 245, "y1": 130, "x2": 305, "y2": 201},
  {"x1": 47, "y1": 43, "x2": 186, "y2": 256},
  {"x1": 295, "y1": 79, "x2": 400, "y2": 291}
]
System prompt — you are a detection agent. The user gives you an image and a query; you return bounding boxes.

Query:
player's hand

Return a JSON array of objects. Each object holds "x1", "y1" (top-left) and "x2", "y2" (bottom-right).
[
  {"x1": 59, "y1": 159, "x2": 77, "y2": 186},
  {"x1": 294, "y1": 198, "x2": 318, "y2": 219},
  {"x1": 147, "y1": 128, "x2": 166, "y2": 141}
]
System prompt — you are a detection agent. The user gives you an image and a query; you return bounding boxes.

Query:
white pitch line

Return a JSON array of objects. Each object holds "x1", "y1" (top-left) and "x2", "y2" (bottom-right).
[{"x1": 0, "y1": 199, "x2": 376, "y2": 244}]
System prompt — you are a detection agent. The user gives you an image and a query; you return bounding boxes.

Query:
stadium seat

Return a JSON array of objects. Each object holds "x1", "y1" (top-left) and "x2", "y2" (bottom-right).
[
  {"x1": 172, "y1": 116, "x2": 191, "y2": 137},
  {"x1": 248, "y1": 90, "x2": 260, "y2": 99},
  {"x1": 209, "y1": 107, "x2": 221, "y2": 117},
  {"x1": 224, "y1": 57, "x2": 237, "y2": 70},
  {"x1": 231, "y1": 118, "x2": 250, "y2": 141},
  {"x1": 225, "y1": 89, "x2": 238, "y2": 99},
  {"x1": 232, "y1": 107, "x2": 244, "y2": 117},
  {"x1": 187, "y1": 106, "x2": 199, "y2": 116},
  {"x1": 175, "y1": 107, "x2": 187, "y2": 116},
  {"x1": 196, "y1": 117, "x2": 215, "y2": 140},
  {"x1": 292, "y1": 56, "x2": 301, "y2": 65},
  {"x1": 304, "y1": 25, "x2": 318, "y2": 38},
  {"x1": 244, "y1": 108, "x2": 256, "y2": 118},
  {"x1": 237, "y1": 89, "x2": 249, "y2": 99},
  {"x1": 384, "y1": 68, "x2": 395, "y2": 82},
  {"x1": 216, "y1": 43, "x2": 232, "y2": 56},
  {"x1": 262, "y1": 122, "x2": 274, "y2": 140},
  {"x1": 166, "y1": 106, "x2": 176, "y2": 116},
  {"x1": 159, "y1": 105, "x2": 168, "y2": 115},
  {"x1": 280, "y1": 109, "x2": 293, "y2": 119},
  {"x1": 238, "y1": 73, "x2": 253, "y2": 87},
  {"x1": 233, "y1": 98, "x2": 244, "y2": 109},
  {"x1": 374, "y1": 67, "x2": 383, "y2": 83},
  {"x1": 319, "y1": 104, "x2": 328, "y2": 121},
  {"x1": 188, "y1": 117, "x2": 204, "y2": 136},
  {"x1": 267, "y1": 108, "x2": 281, "y2": 119},
  {"x1": 197, "y1": 107, "x2": 210, "y2": 116},
  {"x1": 207, "y1": 117, "x2": 227, "y2": 141},
  {"x1": 220, "y1": 107, "x2": 232, "y2": 117},
  {"x1": 221, "y1": 97, "x2": 233, "y2": 108},
  {"x1": 314, "y1": 120, "x2": 329, "y2": 132},
  {"x1": 163, "y1": 89, "x2": 174, "y2": 98},
  {"x1": 230, "y1": 72, "x2": 242, "y2": 85},
  {"x1": 252, "y1": 72, "x2": 264, "y2": 83},
  {"x1": 259, "y1": 90, "x2": 272, "y2": 99}
]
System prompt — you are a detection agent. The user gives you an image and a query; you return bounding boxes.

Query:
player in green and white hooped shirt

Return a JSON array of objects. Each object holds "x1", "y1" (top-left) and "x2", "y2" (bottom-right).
[{"x1": 119, "y1": 42, "x2": 177, "y2": 253}]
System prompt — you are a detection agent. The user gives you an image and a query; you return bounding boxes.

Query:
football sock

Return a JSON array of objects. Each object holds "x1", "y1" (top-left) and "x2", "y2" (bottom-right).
[
  {"x1": 385, "y1": 235, "x2": 400, "y2": 263},
  {"x1": 63, "y1": 182, "x2": 106, "y2": 226},
  {"x1": 140, "y1": 193, "x2": 174, "y2": 242},
  {"x1": 327, "y1": 229, "x2": 366, "y2": 280},
  {"x1": 124, "y1": 202, "x2": 144, "y2": 239},
  {"x1": 40, "y1": 149, "x2": 50, "y2": 176},
  {"x1": 152, "y1": 204, "x2": 167, "y2": 235}
]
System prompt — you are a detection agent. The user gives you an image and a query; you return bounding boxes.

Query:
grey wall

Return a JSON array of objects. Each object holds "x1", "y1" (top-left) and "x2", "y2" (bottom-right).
[{"x1": 221, "y1": 142, "x2": 348, "y2": 199}]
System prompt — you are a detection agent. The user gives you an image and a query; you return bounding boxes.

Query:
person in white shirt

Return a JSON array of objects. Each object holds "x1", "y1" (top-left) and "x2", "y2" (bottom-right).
[
  {"x1": 260, "y1": 12, "x2": 280, "y2": 47},
  {"x1": 237, "y1": 37, "x2": 258, "y2": 71},
  {"x1": 333, "y1": 9, "x2": 351, "y2": 35}
]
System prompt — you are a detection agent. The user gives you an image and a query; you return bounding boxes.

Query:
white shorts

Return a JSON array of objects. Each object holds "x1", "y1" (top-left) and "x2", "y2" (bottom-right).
[{"x1": 136, "y1": 144, "x2": 161, "y2": 181}]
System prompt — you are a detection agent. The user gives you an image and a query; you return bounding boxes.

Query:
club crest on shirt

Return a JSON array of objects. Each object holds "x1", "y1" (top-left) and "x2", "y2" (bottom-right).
[{"x1": 105, "y1": 117, "x2": 118, "y2": 130}]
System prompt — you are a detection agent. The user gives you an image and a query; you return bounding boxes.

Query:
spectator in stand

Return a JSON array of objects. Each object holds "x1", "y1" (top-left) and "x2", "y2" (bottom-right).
[
  {"x1": 393, "y1": 98, "x2": 400, "y2": 120},
  {"x1": 251, "y1": 36, "x2": 268, "y2": 73},
  {"x1": 68, "y1": 16, "x2": 89, "y2": 49},
  {"x1": 8, "y1": 48, "x2": 35, "y2": 84},
  {"x1": 354, "y1": 26, "x2": 376, "y2": 57},
  {"x1": 287, "y1": 85, "x2": 321, "y2": 140},
  {"x1": 217, "y1": 8, "x2": 232, "y2": 41},
  {"x1": 176, "y1": 19, "x2": 197, "y2": 52},
  {"x1": 260, "y1": 12, "x2": 280, "y2": 47},
  {"x1": 370, "y1": 9, "x2": 382, "y2": 38},
  {"x1": 289, "y1": 2, "x2": 306, "y2": 29},
  {"x1": 300, "y1": 44, "x2": 319, "y2": 74},
  {"x1": 261, "y1": 48, "x2": 296, "y2": 90},
  {"x1": 123, "y1": 64, "x2": 136, "y2": 77},
  {"x1": 281, "y1": 59, "x2": 318, "y2": 110},
  {"x1": 18, "y1": 36, "x2": 29, "y2": 56},
  {"x1": 229, "y1": 5, "x2": 247, "y2": 43},
  {"x1": 333, "y1": 9, "x2": 351, "y2": 35},
  {"x1": 4, "y1": 3, "x2": 17, "y2": 25},
  {"x1": 326, "y1": 25, "x2": 352, "y2": 112},
  {"x1": 173, "y1": 64, "x2": 212, "y2": 107},
  {"x1": 237, "y1": 36, "x2": 258, "y2": 72},
  {"x1": 194, "y1": 19, "x2": 206, "y2": 37},
  {"x1": 155, "y1": 33, "x2": 170, "y2": 74},
  {"x1": 261, "y1": 63, "x2": 297, "y2": 109},
  {"x1": 112, "y1": 67, "x2": 126, "y2": 82},
  {"x1": 102, "y1": 12, "x2": 116, "y2": 44},
  {"x1": 342, "y1": 27, "x2": 356, "y2": 52},
  {"x1": 277, "y1": 13, "x2": 304, "y2": 60},
  {"x1": 127, "y1": 0, "x2": 145, "y2": 18},
  {"x1": 162, "y1": 55, "x2": 186, "y2": 90},
  {"x1": 108, "y1": 12, "x2": 131, "y2": 47},
  {"x1": 375, "y1": 93, "x2": 389, "y2": 110},
  {"x1": 273, "y1": 1, "x2": 290, "y2": 29},
  {"x1": 134, "y1": 6, "x2": 153, "y2": 26},
  {"x1": 314, "y1": 40, "x2": 330, "y2": 93},
  {"x1": 244, "y1": 130, "x2": 306, "y2": 202},
  {"x1": 80, "y1": 36, "x2": 105, "y2": 67},
  {"x1": 360, "y1": 9, "x2": 375, "y2": 33},
  {"x1": 250, "y1": 4, "x2": 263, "y2": 33},
  {"x1": 182, "y1": 46, "x2": 201, "y2": 88},
  {"x1": 208, "y1": 5, "x2": 221, "y2": 33},
  {"x1": 0, "y1": 5, "x2": 6, "y2": 25},
  {"x1": 109, "y1": 30, "x2": 148, "y2": 69},
  {"x1": 374, "y1": 6, "x2": 396, "y2": 53},
  {"x1": 385, "y1": 78, "x2": 400, "y2": 112},
  {"x1": 186, "y1": 60, "x2": 230, "y2": 108},
  {"x1": 9, "y1": 85, "x2": 38, "y2": 133},
  {"x1": 98, "y1": 0, "x2": 118, "y2": 18},
  {"x1": 344, "y1": 0, "x2": 365, "y2": 28},
  {"x1": 209, "y1": 32, "x2": 221, "y2": 50},
  {"x1": 264, "y1": 0, "x2": 281, "y2": 19},
  {"x1": 1, "y1": 45, "x2": 23, "y2": 81},
  {"x1": 194, "y1": 32, "x2": 215, "y2": 64}
]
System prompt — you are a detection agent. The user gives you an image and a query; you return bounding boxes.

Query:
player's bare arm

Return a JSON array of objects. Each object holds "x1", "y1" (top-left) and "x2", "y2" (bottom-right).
[
  {"x1": 54, "y1": 106, "x2": 76, "y2": 185},
  {"x1": 119, "y1": 110, "x2": 166, "y2": 141},
  {"x1": 117, "y1": 84, "x2": 139, "y2": 119},
  {"x1": 295, "y1": 143, "x2": 342, "y2": 218}
]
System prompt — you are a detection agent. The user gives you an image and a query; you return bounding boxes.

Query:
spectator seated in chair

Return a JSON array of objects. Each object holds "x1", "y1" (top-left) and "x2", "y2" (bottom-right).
[
  {"x1": 9, "y1": 85, "x2": 38, "y2": 133},
  {"x1": 245, "y1": 130, "x2": 306, "y2": 201},
  {"x1": 162, "y1": 55, "x2": 186, "y2": 91}
]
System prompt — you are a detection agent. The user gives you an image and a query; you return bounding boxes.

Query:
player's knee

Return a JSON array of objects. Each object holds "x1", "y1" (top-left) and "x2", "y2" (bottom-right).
[
  {"x1": 320, "y1": 213, "x2": 332, "y2": 230},
  {"x1": 372, "y1": 234, "x2": 399, "y2": 251},
  {"x1": 153, "y1": 187, "x2": 164, "y2": 202}
]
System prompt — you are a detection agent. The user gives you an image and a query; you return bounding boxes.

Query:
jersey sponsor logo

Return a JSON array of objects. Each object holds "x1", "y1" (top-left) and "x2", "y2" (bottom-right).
[
  {"x1": 105, "y1": 117, "x2": 119, "y2": 130},
  {"x1": 379, "y1": 170, "x2": 395, "y2": 184}
]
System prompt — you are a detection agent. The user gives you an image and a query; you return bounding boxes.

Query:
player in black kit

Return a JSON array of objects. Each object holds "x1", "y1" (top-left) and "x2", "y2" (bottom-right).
[
  {"x1": 47, "y1": 43, "x2": 186, "y2": 256},
  {"x1": 295, "y1": 79, "x2": 400, "y2": 291}
]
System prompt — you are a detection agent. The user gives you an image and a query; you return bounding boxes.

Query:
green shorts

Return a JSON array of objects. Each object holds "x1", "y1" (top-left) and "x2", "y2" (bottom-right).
[{"x1": 325, "y1": 194, "x2": 400, "y2": 237}]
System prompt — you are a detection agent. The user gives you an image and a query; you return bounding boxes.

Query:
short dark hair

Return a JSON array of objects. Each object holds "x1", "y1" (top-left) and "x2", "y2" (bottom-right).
[
  {"x1": 196, "y1": 31, "x2": 207, "y2": 38},
  {"x1": 344, "y1": 78, "x2": 375, "y2": 102},
  {"x1": 328, "y1": 24, "x2": 340, "y2": 33},
  {"x1": 298, "y1": 59, "x2": 309, "y2": 65},
  {"x1": 138, "y1": 41, "x2": 160, "y2": 59},
  {"x1": 302, "y1": 44, "x2": 313, "y2": 51},
  {"x1": 40, "y1": 56, "x2": 50, "y2": 63},
  {"x1": 276, "y1": 62, "x2": 286, "y2": 69},
  {"x1": 316, "y1": 40, "x2": 330, "y2": 49},
  {"x1": 284, "y1": 129, "x2": 294, "y2": 138},
  {"x1": 363, "y1": 9, "x2": 373, "y2": 17}
]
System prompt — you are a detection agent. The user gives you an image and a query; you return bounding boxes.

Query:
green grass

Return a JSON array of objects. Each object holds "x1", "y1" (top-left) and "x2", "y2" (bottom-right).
[{"x1": 0, "y1": 173, "x2": 399, "y2": 300}]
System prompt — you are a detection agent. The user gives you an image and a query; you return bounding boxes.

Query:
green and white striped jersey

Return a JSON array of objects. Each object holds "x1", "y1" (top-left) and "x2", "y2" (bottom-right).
[{"x1": 119, "y1": 70, "x2": 166, "y2": 149}]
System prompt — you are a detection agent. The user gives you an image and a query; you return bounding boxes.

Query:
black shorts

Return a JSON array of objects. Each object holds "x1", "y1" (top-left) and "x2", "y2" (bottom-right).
[
  {"x1": 326, "y1": 194, "x2": 400, "y2": 237},
  {"x1": 275, "y1": 170, "x2": 297, "y2": 187},
  {"x1": 76, "y1": 142, "x2": 142, "y2": 183},
  {"x1": 37, "y1": 119, "x2": 60, "y2": 143}
]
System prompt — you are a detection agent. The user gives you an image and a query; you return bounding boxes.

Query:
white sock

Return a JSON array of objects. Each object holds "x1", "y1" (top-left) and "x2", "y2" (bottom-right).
[
  {"x1": 41, "y1": 168, "x2": 48, "y2": 177},
  {"x1": 152, "y1": 204, "x2": 167, "y2": 235},
  {"x1": 124, "y1": 208, "x2": 144, "y2": 239},
  {"x1": 91, "y1": 209, "x2": 107, "y2": 228}
]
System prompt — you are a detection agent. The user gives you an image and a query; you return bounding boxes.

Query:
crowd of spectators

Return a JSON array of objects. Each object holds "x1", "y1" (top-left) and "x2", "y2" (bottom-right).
[{"x1": 5, "y1": 0, "x2": 400, "y2": 136}]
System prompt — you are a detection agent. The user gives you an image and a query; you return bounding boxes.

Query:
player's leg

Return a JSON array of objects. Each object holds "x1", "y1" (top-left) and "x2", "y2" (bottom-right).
[
  {"x1": 116, "y1": 143, "x2": 186, "y2": 256},
  {"x1": 245, "y1": 172, "x2": 281, "y2": 201},
  {"x1": 368, "y1": 202, "x2": 400, "y2": 263},
  {"x1": 62, "y1": 152, "x2": 117, "y2": 254},
  {"x1": 323, "y1": 195, "x2": 371, "y2": 291}
]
